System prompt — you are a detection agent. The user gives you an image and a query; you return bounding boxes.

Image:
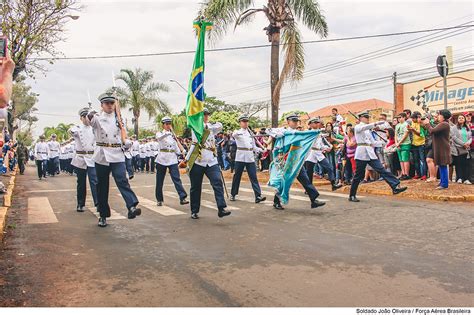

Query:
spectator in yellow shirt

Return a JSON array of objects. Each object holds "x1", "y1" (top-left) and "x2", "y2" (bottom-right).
[{"x1": 408, "y1": 112, "x2": 427, "y2": 180}]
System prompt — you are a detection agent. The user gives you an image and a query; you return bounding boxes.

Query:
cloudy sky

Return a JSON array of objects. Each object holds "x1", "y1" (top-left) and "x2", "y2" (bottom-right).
[{"x1": 25, "y1": 0, "x2": 473, "y2": 136}]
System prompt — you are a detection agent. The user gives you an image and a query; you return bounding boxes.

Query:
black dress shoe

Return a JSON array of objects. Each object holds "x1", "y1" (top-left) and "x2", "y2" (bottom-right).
[
  {"x1": 157, "y1": 201, "x2": 163, "y2": 206},
  {"x1": 76, "y1": 205, "x2": 85, "y2": 212},
  {"x1": 191, "y1": 213, "x2": 199, "y2": 219},
  {"x1": 229, "y1": 195, "x2": 236, "y2": 201},
  {"x1": 128, "y1": 206, "x2": 142, "y2": 219},
  {"x1": 331, "y1": 183, "x2": 342, "y2": 191},
  {"x1": 348, "y1": 196, "x2": 360, "y2": 202},
  {"x1": 218, "y1": 208, "x2": 231, "y2": 218},
  {"x1": 180, "y1": 198, "x2": 189, "y2": 205},
  {"x1": 311, "y1": 199, "x2": 326, "y2": 208},
  {"x1": 98, "y1": 217, "x2": 107, "y2": 227},
  {"x1": 255, "y1": 196, "x2": 266, "y2": 203},
  {"x1": 129, "y1": 175, "x2": 134, "y2": 180},
  {"x1": 392, "y1": 185, "x2": 408, "y2": 195},
  {"x1": 273, "y1": 202, "x2": 284, "y2": 210}
]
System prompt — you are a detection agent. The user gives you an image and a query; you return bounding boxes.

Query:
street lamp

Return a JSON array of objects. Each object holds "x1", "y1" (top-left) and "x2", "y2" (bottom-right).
[{"x1": 169, "y1": 79, "x2": 187, "y2": 93}]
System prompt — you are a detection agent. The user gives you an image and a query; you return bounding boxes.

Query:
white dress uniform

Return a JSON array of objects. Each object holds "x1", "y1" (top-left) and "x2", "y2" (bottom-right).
[
  {"x1": 187, "y1": 122, "x2": 223, "y2": 167},
  {"x1": 155, "y1": 131, "x2": 181, "y2": 166},
  {"x1": 131, "y1": 140, "x2": 140, "y2": 157},
  {"x1": 349, "y1": 120, "x2": 401, "y2": 199},
  {"x1": 306, "y1": 136, "x2": 331, "y2": 163},
  {"x1": 146, "y1": 142, "x2": 153, "y2": 158},
  {"x1": 232, "y1": 128, "x2": 262, "y2": 163},
  {"x1": 87, "y1": 112, "x2": 130, "y2": 165},
  {"x1": 154, "y1": 129, "x2": 187, "y2": 203},
  {"x1": 70, "y1": 125, "x2": 96, "y2": 169},
  {"x1": 47, "y1": 140, "x2": 60, "y2": 159},
  {"x1": 230, "y1": 127, "x2": 264, "y2": 200},
  {"x1": 354, "y1": 122, "x2": 385, "y2": 161},
  {"x1": 70, "y1": 122, "x2": 99, "y2": 210},
  {"x1": 34, "y1": 142, "x2": 49, "y2": 161},
  {"x1": 139, "y1": 143, "x2": 147, "y2": 159}
]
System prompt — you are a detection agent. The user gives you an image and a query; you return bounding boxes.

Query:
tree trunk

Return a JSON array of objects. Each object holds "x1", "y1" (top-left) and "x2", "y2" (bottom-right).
[
  {"x1": 134, "y1": 115, "x2": 139, "y2": 138},
  {"x1": 270, "y1": 30, "x2": 280, "y2": 128}
]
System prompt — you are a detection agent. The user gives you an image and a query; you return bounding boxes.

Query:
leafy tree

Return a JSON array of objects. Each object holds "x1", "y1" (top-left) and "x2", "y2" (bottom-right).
[
  {"x1": 1, "y1": 0, "x2": 82, "y2": 79},
  {"x1": 155, "y1": 114, "x2": 188, "y2": 137},
  {"x1": 114, "y1": 68, "x2": 170, "y2": 137},
  {"x1": 43, "y1": 123, "x2": 74, "y2": 141},
  {"x1": 16, "y1": 130, "x2": 34, "y2": 147},
  {"x1": 279, "y1": 110, "x2": 308, "y2": 124},
  {"x1": 203, "y1": 96, "x2": 238, "y2": 113},
  {"x1": 210, "y1": 111, "x2": 239, "y2": 133},
  {"x1": 10, "y1": 76, "x2": 38, "y2": 135},
  {"x1": 198, "y1": 0, "x2": 328, "y2": 127}
]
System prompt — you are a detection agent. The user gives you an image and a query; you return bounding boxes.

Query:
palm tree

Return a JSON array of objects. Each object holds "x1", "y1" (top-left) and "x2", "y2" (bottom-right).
[
  {"x1": 43, "y1": 123, "x2": 73, "y2": 141},
  {"x1": 199, "y1": 0, "x2": 328, "y2": 127},
  {"x1": 114, "y1": 68, "x2": 170, "y2": 136}
]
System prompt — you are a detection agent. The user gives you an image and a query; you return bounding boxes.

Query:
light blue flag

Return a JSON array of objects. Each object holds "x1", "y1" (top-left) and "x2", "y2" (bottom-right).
[{"x1": 268, "y1": 130, "x2": 320, "y2": 204}]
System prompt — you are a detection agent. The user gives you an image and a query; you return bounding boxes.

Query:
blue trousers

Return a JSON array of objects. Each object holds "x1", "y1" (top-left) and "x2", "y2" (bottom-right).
[
  {"x1": 412, "y1": 145, "x2": 426, "y2": 177},
  {"x1": 48, "y1": 156, "x2": 59, "y2": 175},
  {"x1": 95, "y1": 162, "x2": 139, "y2": 218},
  {"x1": 125, "y1": 157, "x2": 134, "y2": 177},
  {"x1": 155, "y1": 163, "x2": 187, "y2": 202},
  {"x1": 75, "y1": 166, "x2": 98, "y2": 208},
  {"x1": 36, "y1": 160, "x2": 47, "y2": 178},
  {"x1": 296, "y1": 165, "x2": 320, "y2": 201},
  {"x1": 189, "y1": 164, "x2": 226, "y2": 214},
  {"x1": 231, "y1": 161, "x2": 262, "y2": 198},
  {"x1": 350, "y1": 159, "x2": 400, "y2": 197},
  {"x1": 439, "y1": 165, "x2": 449, "y2": 188},
  {"x1": 306, "y1": 159, "x2": 335, "y2": 183}
]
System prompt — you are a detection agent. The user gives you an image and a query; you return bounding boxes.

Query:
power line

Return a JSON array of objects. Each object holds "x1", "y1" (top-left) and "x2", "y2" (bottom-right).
[{"x1": 31, "y1": 24, "x2": 474, "y2": 61}]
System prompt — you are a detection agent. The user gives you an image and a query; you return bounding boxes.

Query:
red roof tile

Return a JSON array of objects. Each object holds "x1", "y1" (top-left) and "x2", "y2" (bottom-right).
[{"x1": 308, "y1": 98, "x2": 393, "y2": 117}]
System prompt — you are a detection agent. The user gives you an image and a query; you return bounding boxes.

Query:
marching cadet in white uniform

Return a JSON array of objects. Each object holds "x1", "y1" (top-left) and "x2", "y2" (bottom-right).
[
  {"x1": 186, "y1": 108, "x2": 230, "y2": 219},
  {"x1": 123, "y1": 137, "x2": 134, "y2": 180},
  {"x1": 47, "y1": 134, "x2": 61, "y2": 176},
  {"x1": 349, "y1": 111, "x2": 407, "y2": 202},
  {"x1": 229, "y1": 114, "x2": 266, "y2": 203},
  {"x1": 70, "y1": 107, "x2": 98, "y2": 212},
  {"x1": 59, "y1": 143, "x2": 68, "y2": 173},
  {"x1": 87, "y1": 92, "x2": 141, "y2": 227},
  {"x1": 305, "y1": 117, "x2": 342, "y2": 191},
  {"x1": 154, "y1": 116, "x2": 188, "y2": 206},
  {"x1": 131, "y1": 135, "x2": 140, "y2": 172},
  {"x1": 34, "y1": 135, "x2": 49, "y2": 180},
  {"x1": 149, "y1": 136, "x2": 157, "y2": 173},
  {"x1": 144, "y1": 138, "x2": 152, "y2": 172},
  {"x1": 139, "y1": 139, "x2": 147, "y2": 172},
  {"x1": 66, "y1": 140, "x2": 75, "y2": 175}
]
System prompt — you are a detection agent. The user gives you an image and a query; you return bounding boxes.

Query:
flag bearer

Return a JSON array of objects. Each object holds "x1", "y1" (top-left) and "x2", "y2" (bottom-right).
[
  {"x1": 230, "y1": 114, "x2": 266, "y2": 203},
  {"x1": 186, "y1": 108, "x2": 230, "y2": 219},
  {"x1": 267, "y1": 114, "x2": 326, "y2": 210},
  {"x1": 155, "y1": 116, "x2": 189, "y2": 206}
]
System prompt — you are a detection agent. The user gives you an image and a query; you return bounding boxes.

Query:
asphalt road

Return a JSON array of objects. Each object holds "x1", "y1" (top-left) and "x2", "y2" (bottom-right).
[{"x1": 0, "y1": 163, "x2": 472, "y2": 306}]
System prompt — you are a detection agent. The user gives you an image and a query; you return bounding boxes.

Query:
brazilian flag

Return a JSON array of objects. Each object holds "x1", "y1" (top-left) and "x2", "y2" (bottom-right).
[{"x1": 185, "y1": 20, "x2": 212, "y2": 143}]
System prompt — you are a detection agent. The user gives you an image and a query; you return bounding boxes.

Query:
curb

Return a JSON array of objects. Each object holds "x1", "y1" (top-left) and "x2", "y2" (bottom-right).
[
  {"x1": 339, "y1": 185, "x2": 474, "y2": 202},
  {"x1": 0, "y1": 168, "x2": 17, "y2": 241}
]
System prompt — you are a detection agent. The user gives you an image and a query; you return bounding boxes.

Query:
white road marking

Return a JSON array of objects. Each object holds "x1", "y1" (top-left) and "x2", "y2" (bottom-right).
[
  {"x1": 134, "y1": 195, "x2": 185, "y2": 216},
  {"x1": 200, "y1": 189, "x2": 240, "y2": 210},
  {"x1": 238, "y1": 187, "x2": 329, "y2": 202},
  {"x1": 85, "y1": 200, "x2": 126, "y2": 220},
  {"x1": 28, "y1": 197, "x2": 58, "y2": 224}
]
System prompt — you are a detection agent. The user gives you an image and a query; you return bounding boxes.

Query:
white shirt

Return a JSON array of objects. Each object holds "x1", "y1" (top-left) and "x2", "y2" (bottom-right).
[
  {"x1": 139, "y1": 143, "x2": 147, "y2": 158},
  {"x1": 131, "y1": 140, "x2": 140, "y2": 156},
  {"x1": 187, "y1": 122, "x2": 223, "y2": 167},
  {"x1": 155, "y1": 131, "x2": 182, "y2": 166},
  {"x1": 372, "y1": 121, "x2": 390, "y2": 147},
  {"x1": 306, "y1": 135, "x2": 331, "y2": 163},
  {"x1": 87, "y1": 111, "x2": 129, "y2": 165},
  {"x1": 34, "y1": 142, "x2": 49, "y2": 160},
  {"x1": 70, "y1": 124, "x2": 96, "y2": 169},
  {"x1": 232, "y1": 128, "x2": 262, "y2": 163},
  {"x1": 59, "y1": 146, "x2": 67, "y2": 159},
  {"x1": 354, "y1": 121, "x2": 385, "y2": 161},
  {"x1": 67, "y1": 142, "x2": 76, "y2": 159},
  {"x1": 47, "y1": 140, "x2": 60, "y2": 158}
]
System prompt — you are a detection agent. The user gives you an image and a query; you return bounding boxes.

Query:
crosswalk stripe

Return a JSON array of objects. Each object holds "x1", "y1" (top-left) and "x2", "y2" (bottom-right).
[
  {"x1": 238, "y1": 187, "x2": 329, "y2": 202},
  {"x1": 134, "y1": 195, "x2": 185, "y2": 216},
  {"x1": 200, "y1": 189, "x2": 240, "y2": 210},
  {"x1": 28, "y1": 197, "x2": 58, "y2": 224},
  {"x1": 85, "y1": 200, "x2": 126, "y2": 220}
]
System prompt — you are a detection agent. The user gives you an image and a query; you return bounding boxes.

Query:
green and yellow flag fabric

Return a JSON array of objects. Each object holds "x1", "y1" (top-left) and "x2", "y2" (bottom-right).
[{"x1": 185, "y1": 20, "x2": 212, "y2": 143}]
